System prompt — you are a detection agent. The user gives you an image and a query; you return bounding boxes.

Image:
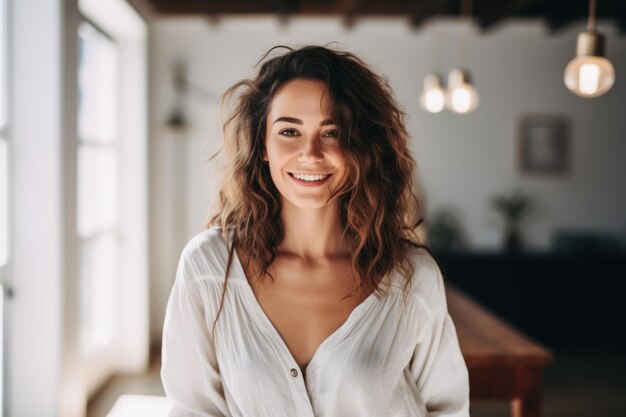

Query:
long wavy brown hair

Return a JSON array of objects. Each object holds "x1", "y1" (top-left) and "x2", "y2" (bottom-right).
[{"x1": 207, "y1": 45, "x2": 430, "y2": 335}]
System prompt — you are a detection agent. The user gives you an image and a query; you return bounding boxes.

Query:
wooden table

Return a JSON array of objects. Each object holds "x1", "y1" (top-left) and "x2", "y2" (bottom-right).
[{"x1": 446, "y1": 285, "x2": 553, "y2": 417}]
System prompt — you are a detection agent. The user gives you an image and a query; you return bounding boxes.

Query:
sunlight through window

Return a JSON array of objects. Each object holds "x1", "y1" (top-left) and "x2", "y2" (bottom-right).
[{"x1": 77, "y1": 21, "x2": 119, "y2": 355}]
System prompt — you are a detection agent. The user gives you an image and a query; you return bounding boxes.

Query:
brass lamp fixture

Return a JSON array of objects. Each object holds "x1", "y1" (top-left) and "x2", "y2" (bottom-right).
[
  {"x1": 419, "y1": 0, "x2": 479, "y2": 115},
  {"x1": 446, "y1": 0, "x2": 479, "y2": 114},
  {"x1": 564, "y1": 0, "x2": 615, "y2": 98}
]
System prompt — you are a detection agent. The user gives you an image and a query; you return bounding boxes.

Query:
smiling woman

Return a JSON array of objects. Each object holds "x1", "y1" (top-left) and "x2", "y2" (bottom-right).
[
  {"x1": 263, "y1": 78, "x2": 347, "y2": 209},
  {"x1": 161, "y1": 45, "x2": 470, "y2": 417}
]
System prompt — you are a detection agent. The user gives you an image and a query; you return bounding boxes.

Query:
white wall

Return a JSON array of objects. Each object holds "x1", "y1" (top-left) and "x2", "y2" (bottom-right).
[
  {"x1": 10, "y1": 0, "x2": 67, "y2": 415},
  {"x1": 148, "y1": 16, "x2": 626, "y2": 345}
]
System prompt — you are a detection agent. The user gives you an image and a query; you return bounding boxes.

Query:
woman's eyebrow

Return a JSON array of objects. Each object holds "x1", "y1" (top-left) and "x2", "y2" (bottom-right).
[
  {"x1": 273, "y1": 116, "x2": 302, "y2": 125},
  {"x1": 272, "y1": 117, "x2": 336, "y2": 126}
]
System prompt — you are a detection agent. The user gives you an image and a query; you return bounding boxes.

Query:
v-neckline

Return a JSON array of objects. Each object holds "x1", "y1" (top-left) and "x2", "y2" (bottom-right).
[{"x1": 231, "y1": 245, "x2": 378, "y2": 373}]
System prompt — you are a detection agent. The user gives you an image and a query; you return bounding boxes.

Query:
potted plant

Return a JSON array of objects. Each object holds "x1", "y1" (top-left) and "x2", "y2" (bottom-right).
[{"x1": 490, "y1": 190, "x2": 533, "y2": 253}]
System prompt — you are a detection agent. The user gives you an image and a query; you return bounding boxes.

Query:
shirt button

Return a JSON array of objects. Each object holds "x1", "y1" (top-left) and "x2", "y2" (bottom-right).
[{"x1": 290, "y1": 368, "x2": 298, "y2": 377}]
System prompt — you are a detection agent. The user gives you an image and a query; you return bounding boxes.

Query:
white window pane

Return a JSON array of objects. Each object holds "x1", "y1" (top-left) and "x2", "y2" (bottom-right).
[
  {"x1": 79, "y1": 233, "x2": 118, "y2": 354},
  {"x1": 0, "y1": 140, "x2": 7, "y2": 266},
  {"x1": 77, "y1": 22, "x2": 118, "y2": 143},
  {"x1": 77, "y1": 145, "x2": 118, "y2": 237}
]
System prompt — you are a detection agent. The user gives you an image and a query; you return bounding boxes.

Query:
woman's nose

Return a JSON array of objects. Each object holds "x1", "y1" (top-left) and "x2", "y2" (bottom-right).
[{"x1": 298, "y1": 137, "x2": 324, "y2": 163}]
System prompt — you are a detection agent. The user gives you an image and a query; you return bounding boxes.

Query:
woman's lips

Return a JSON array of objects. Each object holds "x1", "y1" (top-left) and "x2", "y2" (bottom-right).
[{"x1": 288, "y1": 172, "x2": 332, "y2": 187}]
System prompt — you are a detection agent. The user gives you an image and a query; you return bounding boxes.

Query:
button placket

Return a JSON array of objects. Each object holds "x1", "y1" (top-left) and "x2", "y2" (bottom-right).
[{"x1": 285, "y1": 363, "x2": 316, "y2": 417}]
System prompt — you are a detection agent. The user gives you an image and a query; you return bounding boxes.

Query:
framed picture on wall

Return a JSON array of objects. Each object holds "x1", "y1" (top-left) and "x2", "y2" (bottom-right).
[{"x1": 517, "y1": 114, "x2": 570, "y2": 175}]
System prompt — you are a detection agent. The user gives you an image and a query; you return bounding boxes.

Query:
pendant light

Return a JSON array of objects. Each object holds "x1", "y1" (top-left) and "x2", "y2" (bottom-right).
[
  {"x1": 419, "y1": 26, "x2": 446, "y2": 114},
  {"x1": 447, "y1": 68, "x2": 479, "y2": 114},
  {"x1": 166, "y1": 61, "x2": 189, "y2": 131},
  {"x1": 420, "y1": 73, "x2": 446, "y2": 113},
  {"x1": 446, "y1": 0, "x2": 479, "y2": 114},
  {"x1": 564, "y1": 0, "x2": 615, "y2": 98}
]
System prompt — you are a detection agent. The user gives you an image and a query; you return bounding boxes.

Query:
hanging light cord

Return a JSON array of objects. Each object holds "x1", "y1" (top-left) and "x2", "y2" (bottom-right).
[
  {"x1": 587, "y1": 0, "x2": 597, "y2": 32},
  {"x1": 459, "y1": 0, "x2": 473, "y2": 68},
  {"x1": 432, "y1": 26, "x2": 444, "y2": 74}
]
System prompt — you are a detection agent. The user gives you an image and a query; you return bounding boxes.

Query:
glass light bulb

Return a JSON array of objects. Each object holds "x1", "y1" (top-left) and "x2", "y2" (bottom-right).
[
  {"x1": 564, "y1": 55, "x2": 615, "y2": 97},
  {"x1": 419, "y1": 74, "x2": 445, "y2": 113},
  {"x1": 421, "y1": 87, "x2": 445, "y2": 113},
  {"x1": 448, "y1": 83, "x2": 479, "y2": 114}
]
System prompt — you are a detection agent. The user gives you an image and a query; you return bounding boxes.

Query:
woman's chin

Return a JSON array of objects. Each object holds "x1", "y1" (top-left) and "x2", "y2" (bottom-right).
[{"x1": 281, "y1": 195, "x2": 337, "y2": 211}]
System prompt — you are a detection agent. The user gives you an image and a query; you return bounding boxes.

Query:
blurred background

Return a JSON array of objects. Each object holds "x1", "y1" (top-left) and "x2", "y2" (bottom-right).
[{"x1": 2, "y1": 0, "x2": 625, "y2": 416}]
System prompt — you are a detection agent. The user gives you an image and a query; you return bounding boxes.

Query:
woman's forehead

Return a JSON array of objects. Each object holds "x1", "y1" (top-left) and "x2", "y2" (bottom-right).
[{"x1": 268, "y1": 79, "x2": 334, "y2": 122}]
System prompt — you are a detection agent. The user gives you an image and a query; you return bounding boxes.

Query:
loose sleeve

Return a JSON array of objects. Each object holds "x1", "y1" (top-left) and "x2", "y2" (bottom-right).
[
  {"x1": 409, "y1": 263, "x2": 470, "y2": 417},
  {"x1": 161, "y1": 249, "x2": 231, "y2": 417}
]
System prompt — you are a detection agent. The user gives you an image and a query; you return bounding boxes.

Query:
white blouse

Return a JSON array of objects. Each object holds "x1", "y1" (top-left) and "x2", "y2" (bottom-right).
[{"x1": 161, "y1": 227, "x2": 470, "y2": 417}]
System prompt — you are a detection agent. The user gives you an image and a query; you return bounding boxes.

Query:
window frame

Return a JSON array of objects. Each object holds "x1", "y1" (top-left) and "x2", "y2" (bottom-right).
[
  {"x1": 0, "y1": 0, "x2": 11, "y2": 415},
  {"x1": 76, "y1": 17, "x2": 121, "y2": 357}
]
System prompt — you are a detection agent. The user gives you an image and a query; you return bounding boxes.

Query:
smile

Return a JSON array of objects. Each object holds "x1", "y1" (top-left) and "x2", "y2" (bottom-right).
[
  {"x1": 288, "y1": 172, "x2": 332, "y2": 186},
  {"x1": 290, "y1": 173, "x2": 331, "y2": 181}
]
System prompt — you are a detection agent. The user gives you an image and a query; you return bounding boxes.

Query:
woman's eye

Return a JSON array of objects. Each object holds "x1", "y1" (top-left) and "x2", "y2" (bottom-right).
[
  {"x1": 279, "y1": 129, "x2": 299, "y2": 137},
  {"x1": 323, "y1": 129, "x2": 339, "y2": 138}
]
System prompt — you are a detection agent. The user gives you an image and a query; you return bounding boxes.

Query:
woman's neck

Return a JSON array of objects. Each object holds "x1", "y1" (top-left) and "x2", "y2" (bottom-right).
[{"x1": 278, "y1": 199, "x2": 350, "y2": 262}]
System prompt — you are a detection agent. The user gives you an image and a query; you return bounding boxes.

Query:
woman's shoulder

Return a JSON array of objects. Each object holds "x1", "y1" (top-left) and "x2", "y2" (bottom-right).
[
  {"x1": 182, "y1": 226, "x2": 230, "y2": 251},
  {"x1": 401, "y1": 245, "x2": 448, "y2": 316},
  {"x1": 176, "y1": 226, "x2": 235, "y2": 285}
]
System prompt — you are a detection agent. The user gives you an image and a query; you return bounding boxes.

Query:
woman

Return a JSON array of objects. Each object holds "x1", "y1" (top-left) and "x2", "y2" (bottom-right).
[{"x1": 161, "y1": 45, "x2": 469, "y2": 417}]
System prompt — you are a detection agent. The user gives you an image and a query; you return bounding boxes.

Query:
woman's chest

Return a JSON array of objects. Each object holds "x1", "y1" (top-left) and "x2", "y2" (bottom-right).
[
  {"x1": 241, "y1": 253, "x2": 371, "y2": 368},
  {"x1": 214, "y1": 269, "x2": 414, "y2": 415}
]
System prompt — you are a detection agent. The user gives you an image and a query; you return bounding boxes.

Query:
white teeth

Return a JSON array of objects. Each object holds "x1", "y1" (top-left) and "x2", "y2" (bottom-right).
[{"x1": 292, "y1": 173, "x2": 330, "y2": 181}]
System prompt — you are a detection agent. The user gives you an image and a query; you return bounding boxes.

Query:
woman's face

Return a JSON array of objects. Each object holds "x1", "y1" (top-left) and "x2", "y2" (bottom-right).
[{"x1": 263, "y1": 78, "x2": 347, "y2": 210}]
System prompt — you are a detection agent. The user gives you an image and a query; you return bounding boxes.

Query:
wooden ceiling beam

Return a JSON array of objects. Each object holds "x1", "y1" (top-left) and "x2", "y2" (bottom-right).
[
  {"x1": 147, "y1": 0, "x2": 626, "y2": 34},
  {"x1": 476, "y1": 0, "x2": 541, "y2": 30},
  {"x1": 410, "y1": 0, "x2": 449, "y2": 28}
]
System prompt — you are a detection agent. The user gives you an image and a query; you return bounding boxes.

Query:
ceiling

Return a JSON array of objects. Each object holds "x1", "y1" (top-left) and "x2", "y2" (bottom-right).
[{"x1": 145, "y1": 0, "x2": 626, "y2": 33}]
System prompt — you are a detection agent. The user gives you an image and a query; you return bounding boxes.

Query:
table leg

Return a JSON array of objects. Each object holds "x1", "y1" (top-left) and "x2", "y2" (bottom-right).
[{"x1": 512, "y1": 366, "x2": 544, "y2": 417}]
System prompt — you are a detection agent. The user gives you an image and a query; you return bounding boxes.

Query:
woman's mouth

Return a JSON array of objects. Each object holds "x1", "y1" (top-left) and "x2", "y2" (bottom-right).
[{"x1": 288, "y1": 173, "x2": 332, "y2": 186}]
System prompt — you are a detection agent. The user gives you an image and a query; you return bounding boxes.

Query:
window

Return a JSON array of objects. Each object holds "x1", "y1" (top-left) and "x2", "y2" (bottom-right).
[
  {"x1": 77, "y1": 21, "x2": 120, "y2": 355},
  {"x1": 0, "y1": 0, "x2": 8, "y2": 414},
  {"x1": 0, "y1": 0, "x2": 8, "y2": 267}
]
